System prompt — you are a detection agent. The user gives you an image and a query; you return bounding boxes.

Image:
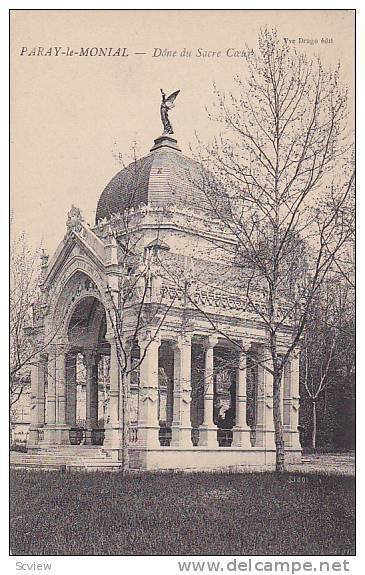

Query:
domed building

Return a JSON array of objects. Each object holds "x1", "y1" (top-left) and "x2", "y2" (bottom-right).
[
  {"x1": 26, "y1": 133, "x2": 301, "y2": 470},
  {"x1": 96, "y1": 136, "x2": 208, "y2": 220}
]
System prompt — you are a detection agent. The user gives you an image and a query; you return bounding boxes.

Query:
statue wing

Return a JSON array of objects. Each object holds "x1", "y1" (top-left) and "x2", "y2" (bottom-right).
[{"x1": 165, "y1": 90, "x2": 180, "y2": 109}]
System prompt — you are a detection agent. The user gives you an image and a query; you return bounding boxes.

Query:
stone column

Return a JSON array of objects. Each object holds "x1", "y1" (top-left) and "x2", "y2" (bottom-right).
[
  {"x1": 255, "y1": 346, "x2": 264, "y2": 447},
  {"x1": 56, "y1": 348, "x2": 67, "y2": 424},
  {"x1": 232, "y1": 343, "x2": 252, "y2": 448},
  {"x1": 199, "y1": 335, "x2": 219, "y2": 447},
  {"x1": 282, "y1": 360, "x2": 292, "y2": 447},
  {"x1": 138, "y1": 333, "x2": 161, "y2": 448},
  {"x1": 104, "y1": 335, "x2": 120, "y2": 449},
  {"x1": 55, "y1": 345, "x2": 70, "y2": 444},
  {"x1": 66, "y1": 353, "x2": 77, "y2": 427},
  {"x1": 43, "y1": 349, "x2": 56, "y2": 444},
  {"x1": 291, "y1": 350, "x2": 301, "y2": 449},
  {"x1": 171, "y1": 334, "x2": 192, "y2": 447},
  {"x1": 166, "y1": 356, "x2": 174, "y2": 427},
  {"x1": 28, "y1": 353, "x2": 46, "y2": 446},
  {"x1": 121, "y1": 343, "x2": 132, "y2": 452},
  {"x1": 262, "y1": 348, "x2": 276, "y2": 450},
  {"x1": 84, "y1": 350, "x2": 98, "y2": 445},
  {"x1": 46, "y1": 349, "x2": 57, "y2": 425}
]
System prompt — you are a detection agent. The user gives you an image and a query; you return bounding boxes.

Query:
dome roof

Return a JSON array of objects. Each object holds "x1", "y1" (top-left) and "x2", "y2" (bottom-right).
[{"x1": 96, "y1": 136, "x2": 209, "y2": 222}]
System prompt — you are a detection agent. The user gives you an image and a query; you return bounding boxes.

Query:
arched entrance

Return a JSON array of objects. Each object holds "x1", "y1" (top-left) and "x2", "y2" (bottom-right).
[
  {"x1": 32, "y1": 270, "x2": 116, "y2": 448},
  {"x1": 65, "y1": 294, "x2": 110, "y2": 445}
]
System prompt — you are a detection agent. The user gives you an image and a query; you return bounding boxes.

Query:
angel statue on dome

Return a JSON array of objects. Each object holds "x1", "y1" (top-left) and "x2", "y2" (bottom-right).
[{"x1": 160, "y1": 88, "x2": 180, "y2": 135}]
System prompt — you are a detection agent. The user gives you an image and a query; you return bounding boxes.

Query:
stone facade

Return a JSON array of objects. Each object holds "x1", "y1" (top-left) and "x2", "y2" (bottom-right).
[{"x1": 27, "y1": 135, "x2": 301, "y2": 470}]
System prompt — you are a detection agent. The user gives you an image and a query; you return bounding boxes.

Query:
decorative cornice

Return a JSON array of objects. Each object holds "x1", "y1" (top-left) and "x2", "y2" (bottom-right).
[{"x1": 93, "y1": 202, "x2": 234, "y2": 244}]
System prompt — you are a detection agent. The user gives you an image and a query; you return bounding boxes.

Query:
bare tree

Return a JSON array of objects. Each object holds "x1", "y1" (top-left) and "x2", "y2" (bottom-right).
[
  {"x1": 176, "y1": 28, "x2": 355, "y2": 471},
  {"x1": 302, "y1": 270, "x2": 354, "y2": 450},
  {"x1": 10, "y1": 221, "x2": 41, "y2": 409}
]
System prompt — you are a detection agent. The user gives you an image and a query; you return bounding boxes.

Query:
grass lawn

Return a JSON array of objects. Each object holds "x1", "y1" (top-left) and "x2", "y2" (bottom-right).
[{"x1": 10, "y1": 470, "x2": 355, "y2": 556}]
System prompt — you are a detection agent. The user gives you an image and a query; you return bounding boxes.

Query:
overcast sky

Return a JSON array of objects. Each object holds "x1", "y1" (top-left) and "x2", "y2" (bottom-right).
[{"x1": 11, "y1": 9, "x2": 354, "y2": 254}]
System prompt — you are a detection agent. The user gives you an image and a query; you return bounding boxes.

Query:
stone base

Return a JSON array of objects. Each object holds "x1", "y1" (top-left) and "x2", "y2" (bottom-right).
[
  {"x1": 198, "y1": 426, "x2": 219, "y2": 448},
  {"x1": 84, "y1": 429, "x2": 93, "y2": 445},
  {"x1": 128, "y1": 446, "x2": 302, "y2": 471},
  {"x1": 41, "y1": 425, "x2": 70, "y2": 445},
  {"x1": 170, "y1": 426, "x2": 192, "y2": 447},
  {"x1": 263, "y1": 430, "x2": 276, "y2": 450},
  {"x1": 231, "y1": 427, "x2": 252, "y2": 448},
  {"x1": 27, "y1": 426, "x2": 43, "y2": 447},
  {"x1": 128, "y1": 447, "x2": 276, "y2": 471},
  {"x1": 103, "y1": 427, "x2": 121, "y2": 449},
  {"x1": 150, "y1": 135, "x2": 181, "y2": 152},
  {"x1": 25, "y1": 442, "x2": 301, "y2": 470},
  {"x1": 136, "y1": 425, "x2": 161, "y2": 449}
]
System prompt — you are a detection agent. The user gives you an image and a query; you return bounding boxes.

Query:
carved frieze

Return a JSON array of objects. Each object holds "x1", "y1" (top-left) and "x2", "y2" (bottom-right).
[{"x1": 160, "y1": 282, "x2": 294, "y2": 324}]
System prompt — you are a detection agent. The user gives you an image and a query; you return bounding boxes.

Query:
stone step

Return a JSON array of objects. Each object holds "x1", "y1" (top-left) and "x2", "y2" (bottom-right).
[
  {"x1": 11, "y1": 463, "x2": 63, "y2": 471},
  {"x1": 12, "y1": 450, "x2": 108, "y2": 457},
  {"x1": 12, "y1": 459, "x2": 110, "y2": 465},
  {"x1": 12, "y1": 459, "x2": 120, "y2": 465},
  {"x1": 11, "y1": 456, "x2": 120, "y2": 463},
  {"x1": 11, "y1": 462, "x2": 123, "y2": 472},
  {"x1": 11, "y1": 455, "x2": 110, "y2": 463},
  {"x1": 35, "y1": 452, "x2": 110, "y2": 458},
  {"x1": 28, "y1": 447, "x2": 111, "y2": 457},
  {"x1": 38, "y1": 445, "x2": 105, "y2": 453},
  {"x1": 11, "y1": 457, "x2": 122, "y2": 465},
  {"x1": 10, "y1": 447, "x2": 122, "y2": 470}
]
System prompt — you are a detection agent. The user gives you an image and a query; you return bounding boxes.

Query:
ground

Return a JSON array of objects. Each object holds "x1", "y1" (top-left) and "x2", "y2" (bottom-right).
[
  {"x1": 10, "y1": 455, "x2": 355, "y2": 556},
  {"x1": 288, "y1": 452, "x2": 355, "y2": 476}
]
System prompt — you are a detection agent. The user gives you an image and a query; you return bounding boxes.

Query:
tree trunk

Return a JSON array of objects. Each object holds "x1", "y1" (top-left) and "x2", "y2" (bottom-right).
[
  {"x1": 273, "y1": 371, "x2": 285, "y2": 472},
  {"x1": 312, "y1": 400, "x2": 317, "y2": 451},
  {"x1": 120, "y1": 372, "x2": 130, "y2": 472}
]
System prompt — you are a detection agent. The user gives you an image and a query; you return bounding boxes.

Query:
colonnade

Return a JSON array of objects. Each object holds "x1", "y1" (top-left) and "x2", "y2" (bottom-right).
[{"x1": 27, "y1": 334, "x2": 301, "y2": 452}]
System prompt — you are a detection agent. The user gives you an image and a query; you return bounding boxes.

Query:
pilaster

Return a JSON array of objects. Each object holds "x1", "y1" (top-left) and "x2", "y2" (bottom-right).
[
  {"x1": 42, "y1": 348, "x2": 57, "y2": 444},
  {"x1": 66, "y1": 353, "x2": 77, "y2": 427},
  {"x1": 28, "y1": 353, "x2": 46, "y2": 446}
]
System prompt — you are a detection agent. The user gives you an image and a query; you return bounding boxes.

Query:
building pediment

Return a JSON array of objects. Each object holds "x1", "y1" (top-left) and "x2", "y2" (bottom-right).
[{"x1": 43, "y1": 226, "x2": 107, "y2": 292}]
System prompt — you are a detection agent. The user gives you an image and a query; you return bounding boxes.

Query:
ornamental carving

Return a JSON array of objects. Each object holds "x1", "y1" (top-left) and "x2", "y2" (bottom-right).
[
  {"x1": 141, "y1": 388, "x2": 159, "y2": 403},
  {"x1": 181, "y1": 389, "x2": 192, "y2": 404},
  {"x1": 160, "y1": 283, "x2": 294, "y2": 322},
  {"x1": 93, "y1": 203, "x2": 232, "y2": 242},
  {"x1": 66, "y1": 205, "x2": 84, "y2": 234},
  {"x1": 69, "y1": 278, "x2": 99, "y2": 305}
]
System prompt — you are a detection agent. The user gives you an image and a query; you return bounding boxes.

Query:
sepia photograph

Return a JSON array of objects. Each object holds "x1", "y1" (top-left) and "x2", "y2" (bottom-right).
[{"x1": 9, "y1": 8, "x2": 355, "y2": 560}]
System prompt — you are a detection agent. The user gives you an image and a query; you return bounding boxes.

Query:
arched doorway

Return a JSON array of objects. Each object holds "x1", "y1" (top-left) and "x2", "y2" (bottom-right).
[{"x1": 66, "y1": 294, "x2": 110, "y2": 445}]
